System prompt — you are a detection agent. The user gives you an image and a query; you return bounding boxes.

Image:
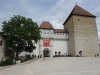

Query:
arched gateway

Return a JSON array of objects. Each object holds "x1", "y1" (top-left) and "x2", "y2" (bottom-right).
[{"x1": 43, "y1": 48, "x2": 50, "y2": 57}]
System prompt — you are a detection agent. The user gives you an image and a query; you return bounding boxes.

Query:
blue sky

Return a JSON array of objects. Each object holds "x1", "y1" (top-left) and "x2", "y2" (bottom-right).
[{"x1": 0, "y1": 0, "x2": 100, "y2": 40}]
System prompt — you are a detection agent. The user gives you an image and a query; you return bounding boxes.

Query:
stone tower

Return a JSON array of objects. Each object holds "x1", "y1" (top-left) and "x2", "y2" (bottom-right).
[{"x1": 63, "y1": 5, "x2": 99, "y2": 56}]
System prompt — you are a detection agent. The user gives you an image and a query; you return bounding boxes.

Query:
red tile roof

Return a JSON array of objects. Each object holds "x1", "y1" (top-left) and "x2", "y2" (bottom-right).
[
  {"x1": 39, "y1": 21, "x2": 69, "y2": 33},
  {"x1": 72, "y1": 5, "x2": 95, "y2": 17},
  {"x1": 63, "y1": 5, "x2": 96, "y2": 25},
  {"x1": 54, "y1": 29, "x2": 66, "y2": 33},
  {"x1": 40, "y1": 21, "x2": 53, "y2": 29}
]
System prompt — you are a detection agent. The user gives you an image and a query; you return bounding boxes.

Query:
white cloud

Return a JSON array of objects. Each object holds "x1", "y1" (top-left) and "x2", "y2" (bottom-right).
[
  {"x1": 92, "y1": 6, "x2": 100, "y2": 42},
  {"x1": 0, "y1": 0, "x2": 84, "y2": 30},
  {"x1": 98, "y1": 30, "x2": 100, "y2": 43},
  {"x1": 18, "y1": 0, "x2": 41, "y2": 17},
  {"x1": 92, "y1": 6, "x2": 100, "y2": 18},
  {"x1": 43, "y1": 0, "x2": 83, "y2": 29},
  {"x1": 51, "y1": 20, "x2": 63, "y2": 29}
]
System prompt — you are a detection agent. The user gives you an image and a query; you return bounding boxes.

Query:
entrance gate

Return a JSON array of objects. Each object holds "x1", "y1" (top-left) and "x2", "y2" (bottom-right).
[{"x1": 43, "y1": 48, "x2": 50, "y2": 57}]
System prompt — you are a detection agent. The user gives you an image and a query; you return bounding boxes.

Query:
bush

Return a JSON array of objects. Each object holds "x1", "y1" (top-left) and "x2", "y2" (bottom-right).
[
  {"x1": 0, "y1": 54, "x2": 35, "y2": 66},
  {"x1": 0, "y1": 58, "x2": 13, "y2": 66},
  {"x1": 20, "y1": 54, "x2": 33, "y2": 63}
]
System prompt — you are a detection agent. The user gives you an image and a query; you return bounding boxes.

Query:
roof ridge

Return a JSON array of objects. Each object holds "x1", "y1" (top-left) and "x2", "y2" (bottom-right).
[
  {"x1": 73, "y1": 5, "x2": 95, "y2": 17},
  {"x1": 63, "y1": 5, "x2": 96, "y2": 25},
  {"x1": 40, "y1": 21, "x2": 53, "y2": 29}
]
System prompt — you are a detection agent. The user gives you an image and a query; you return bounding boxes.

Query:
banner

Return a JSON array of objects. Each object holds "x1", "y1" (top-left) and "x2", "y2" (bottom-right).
[{"x1": 43, "y1": 40, "x2": 50, "y2": 47}]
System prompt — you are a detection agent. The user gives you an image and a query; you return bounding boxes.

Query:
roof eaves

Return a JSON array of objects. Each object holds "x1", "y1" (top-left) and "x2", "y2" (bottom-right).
[{"x1": 73, "y1": 14, "x2": 96, "y2": 18}]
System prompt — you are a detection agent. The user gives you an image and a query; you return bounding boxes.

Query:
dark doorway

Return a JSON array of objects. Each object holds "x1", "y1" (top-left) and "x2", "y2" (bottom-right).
[
  {"x1": 43, "y1": 48, "x2": 50, "y2": 57},
  {"x1": 79, "y1": 51, "x2": 82, "y2": 56}
]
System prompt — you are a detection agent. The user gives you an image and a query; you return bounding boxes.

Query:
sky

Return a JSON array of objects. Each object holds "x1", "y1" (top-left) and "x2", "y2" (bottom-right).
[{"x1": 0, "y1": 0, "x2": 100, "y2": 40}]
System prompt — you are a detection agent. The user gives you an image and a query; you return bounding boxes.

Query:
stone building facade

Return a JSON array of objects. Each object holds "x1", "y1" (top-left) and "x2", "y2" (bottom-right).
[
  {"x1": 0, "y1": 5, "x2": 99, "y2": 60},
  {"x1": 33, "y1": 5, "x2": 99, "y2": 57},
  {"x1": 63, "y1": 5, "x2": 99, "y2": 56},
  {"x1": 0, "y1": 35, "x2": 5, "y2": 60},
  {"x1": 33, "y1": 22, "x2": 68, "y2": 57}
]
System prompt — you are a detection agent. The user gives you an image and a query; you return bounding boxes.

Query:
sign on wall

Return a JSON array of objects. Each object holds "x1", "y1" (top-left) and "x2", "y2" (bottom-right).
[{"x1": 43, "y1": 40, "x2": 50, "y2": 47}]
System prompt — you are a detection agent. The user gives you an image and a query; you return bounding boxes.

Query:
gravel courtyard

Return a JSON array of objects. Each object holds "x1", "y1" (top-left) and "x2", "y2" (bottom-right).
[{"x1": 0, "y1": 57, "x2": 100, "y2": 75}]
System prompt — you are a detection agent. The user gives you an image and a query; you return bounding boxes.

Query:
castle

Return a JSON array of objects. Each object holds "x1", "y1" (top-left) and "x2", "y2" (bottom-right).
[
  {"x1": 33, "y1": 5, "x2": 100, "y2": 57},
  {"x1": 0, "y1": 5, "x2": 99, "y2": 60}
]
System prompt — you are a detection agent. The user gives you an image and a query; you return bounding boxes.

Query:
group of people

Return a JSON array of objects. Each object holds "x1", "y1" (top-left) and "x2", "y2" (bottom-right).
[{"x1": 38, "y1": 54, "x2": 42, "y2": 58}]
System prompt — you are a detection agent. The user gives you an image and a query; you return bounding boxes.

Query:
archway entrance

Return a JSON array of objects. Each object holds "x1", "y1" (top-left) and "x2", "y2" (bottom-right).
[{"x1": 43, "y1": 48, "x2": 50, "y2": 57}]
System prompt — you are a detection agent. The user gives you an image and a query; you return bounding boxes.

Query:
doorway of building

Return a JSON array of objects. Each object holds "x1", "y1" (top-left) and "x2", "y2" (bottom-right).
[
  {"x1": 79, "y1": 51, "x2": 82, "y2": 56},
  {"x1": 43, "y1": 48, "x2": 50, "y2": 57}
]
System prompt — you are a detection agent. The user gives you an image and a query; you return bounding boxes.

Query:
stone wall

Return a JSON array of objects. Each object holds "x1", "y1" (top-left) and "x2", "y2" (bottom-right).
[
  {"x1": 64, "y1": 16, "x2": 76, "y2": 56},
  {"x1": 64, "y1": 15, "x2": 100, "y2": 56},
  {"x1": 73, "y1": 15, "x2": 99, "y2": 56},
  {"x1": 0, "y1": 36, "x2": 5, "y2": 61}
]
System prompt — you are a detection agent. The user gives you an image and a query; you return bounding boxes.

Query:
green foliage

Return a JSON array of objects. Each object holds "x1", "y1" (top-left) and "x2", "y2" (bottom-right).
[
  {"x1": 1, "y1": 15, "x2": 41, "y2": 58},
  {"x1": 19, "y1": 54, "x2": 33, "y2": 63},
  {"x1": 0, "y1": 58, "x2": 13, "y2": 66}
]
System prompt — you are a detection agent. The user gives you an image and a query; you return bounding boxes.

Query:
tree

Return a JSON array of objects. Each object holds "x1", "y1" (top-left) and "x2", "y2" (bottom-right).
[{"x1": 1, "y1": 15, "x2": 41, "y2": 58}]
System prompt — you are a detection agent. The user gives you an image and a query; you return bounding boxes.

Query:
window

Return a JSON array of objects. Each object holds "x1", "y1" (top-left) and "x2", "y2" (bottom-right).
[{"x1": 0, "y1": 40, "x2": 2, "y2": 45}]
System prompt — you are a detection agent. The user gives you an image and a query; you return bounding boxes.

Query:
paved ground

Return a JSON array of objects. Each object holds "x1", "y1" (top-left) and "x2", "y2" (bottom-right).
[{"x1": 0, "y1": 57, "x2": 100, "y2": 75}]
